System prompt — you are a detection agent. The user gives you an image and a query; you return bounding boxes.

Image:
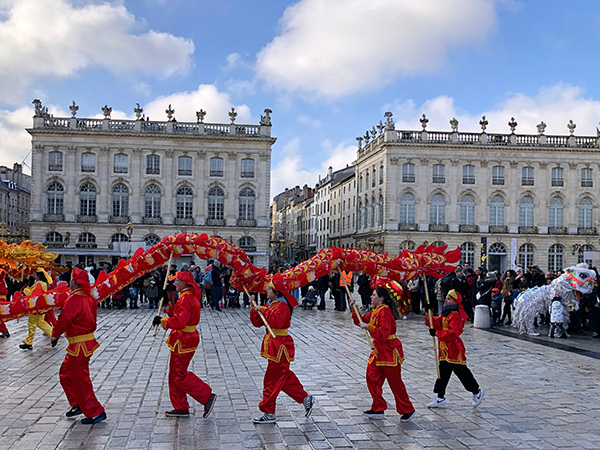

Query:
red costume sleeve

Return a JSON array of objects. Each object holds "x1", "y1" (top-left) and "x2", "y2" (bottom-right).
[
  {"x1": 437, "y1": 312, "x2": 464, "y2": 342},
  {"x1": 425, "y1": 314, "x2": 443, "y2": 329},
  {"x1": 352, "y1": 310, "x2": 371, "y2": 326}
]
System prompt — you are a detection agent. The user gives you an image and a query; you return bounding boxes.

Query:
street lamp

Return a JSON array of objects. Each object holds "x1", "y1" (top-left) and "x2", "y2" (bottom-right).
[{"x1": 126, "y1": 222, "x2": 134, "y2": 258}]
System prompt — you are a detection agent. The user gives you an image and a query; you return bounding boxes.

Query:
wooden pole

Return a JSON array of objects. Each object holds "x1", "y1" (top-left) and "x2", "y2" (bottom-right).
[
  {"x1": 421, "y1": 273, "x2": 441, "y2": 379},
  {"x1": 339, "y1": 269, "x2": 375, "y2": 351},
  {"x1": 154, "y1": 252, "x2": 173, "y2": 336},
  {"x1": 243, "y1": 286, "x2": 277, "y2": 339}
]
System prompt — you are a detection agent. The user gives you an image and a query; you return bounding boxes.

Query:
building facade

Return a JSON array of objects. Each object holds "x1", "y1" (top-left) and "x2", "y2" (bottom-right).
[
  {"x1": 28, "y1": 100, "x2": 275, "y2": 267},
  {"x1": 0, "y1": 163, "x2": 30, "y2": 242}
]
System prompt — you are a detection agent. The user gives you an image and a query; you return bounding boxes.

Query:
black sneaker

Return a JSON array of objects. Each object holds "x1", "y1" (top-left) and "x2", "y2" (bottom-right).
[
  {"x1": 165, "y1": 409, "x2": 190, "y2": 417},
  {"x1": 400, "y1": 410, "x2": 416, "y2": 422},
  {"x1": 363, "y1": 409, "x2": 384, "y2": 418},
  {"x1": 253, "y1": 413, "x2": 276, "y2": 424},
  {"x1": 19, "y1": 343, "x2": 33, "y2": 350},
  {"x1": 203, "y1": 394, "x2": 217, "y2": 418},
  {"x1": 0, "y1": 332, "x2": 9, "y2": 338},
  {"x1": 303, "y1": 395, "x2": 315, "y2": 418},
  {"x1": 81, "y1": 411, "x2": 106, "y2": 424},
  {"x1": 66, "y1": 405, "x2": 82, "y2": 417}
]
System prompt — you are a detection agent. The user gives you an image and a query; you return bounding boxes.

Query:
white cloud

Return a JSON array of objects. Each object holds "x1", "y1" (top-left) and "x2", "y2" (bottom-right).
[
  {"x1": 0, "y1": 0, "x2": 194, "y2": 103},
  {"x1": 256, "y1": 0, "x2": 496, "y2": 98}
]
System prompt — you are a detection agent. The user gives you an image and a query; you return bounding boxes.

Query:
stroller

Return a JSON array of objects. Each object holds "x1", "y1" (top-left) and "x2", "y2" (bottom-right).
[
  {"x1": 227, "y1": 286, "x2": 241, "y2": 308},
  {"x1": 302, "y1": 286, "x2": 317, "y2": 310}
]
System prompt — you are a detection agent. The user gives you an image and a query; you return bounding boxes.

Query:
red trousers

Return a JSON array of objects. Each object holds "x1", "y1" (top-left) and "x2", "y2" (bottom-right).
[
  {"x1": 366, "y1": 363, "x2": 414, "y2": 414},
  {"x1": 59, "y1": 352, "x2": 104, "y2": 418},
  {"x1": 44, "y1": 310, "x2": 57, "y2": 327},
  {"x1": 260, "y1": 359, "x2": 307, "y2": 414},
  {"x1": 169, "y1": 350, "x2": 212, "y2": 410},
  {"x1": 0, "y1": 321, "x2": 7, "y2": 334}
]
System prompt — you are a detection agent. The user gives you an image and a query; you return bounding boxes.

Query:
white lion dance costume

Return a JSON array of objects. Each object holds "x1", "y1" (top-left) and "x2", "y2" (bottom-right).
[{"x1": 513, "y1": 264, "x2": 596, "y2": 335}]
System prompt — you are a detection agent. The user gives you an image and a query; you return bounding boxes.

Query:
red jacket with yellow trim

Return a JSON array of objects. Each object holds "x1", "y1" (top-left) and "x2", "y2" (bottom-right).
[
  {"x1": 250, "y1": 300, "x2": 295, "y2": 363},
  {"x1": 162, "y1": 288, "x2": 200, "y2": 354},
  {"x1": 52, "y1": 289, "x2": 100, "y2": 357},
  {"x1": 426, "y1": 310, "x2": 467, "y2": 364},
  {"x1": 352, "y1": 304, "x2": 404, "y2": 366}
]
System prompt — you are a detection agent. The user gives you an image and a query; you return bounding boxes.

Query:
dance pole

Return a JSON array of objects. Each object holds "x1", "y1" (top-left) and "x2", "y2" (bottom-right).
[
  {"x1": 154, "y1": 252, "x2": 173, "y2": 336},
  {"x1": 339, "y1": 269, "x2": 374, "y2": 351},
  {"x1": 243, "y1": 286, "x2": 277, "y2": 339},
  {"x1": 422, "y1": 273, "x2": 440, "y2": 379}
]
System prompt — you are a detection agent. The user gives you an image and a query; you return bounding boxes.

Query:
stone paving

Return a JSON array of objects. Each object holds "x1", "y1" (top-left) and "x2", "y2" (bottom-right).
[{"x1": 0, "y1": 296, "x2": 599, "y2": 450}]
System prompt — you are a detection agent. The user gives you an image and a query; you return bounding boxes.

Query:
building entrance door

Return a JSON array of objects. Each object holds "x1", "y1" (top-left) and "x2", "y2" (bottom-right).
[{"x1": 488, "y1": 243, "x2": 507, "y2": 273}]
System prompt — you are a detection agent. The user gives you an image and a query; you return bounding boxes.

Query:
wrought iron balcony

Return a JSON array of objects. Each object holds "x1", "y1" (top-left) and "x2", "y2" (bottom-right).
[
  {"x1": 551, "y1": 180, "x2": 564, "y2": 187},
  {"x1": 519, "y1": 226, "x2": 538, "y2": 234},
  {"x1": 488, "y1": 226, "x2": 508, "y2": 234},
  {"x1": 109, "y1": 215, "x2": 129, "y2": 224},
  {"x1": 462, "y1": 176, "x2": 475, "y2": 184},
  {"x1": 581, "y1": 180, "x2": 593, "y2": 187},
  {"x1": 429, "y1": 224, "x2": 449, "y2": 232},
  {"x1": 492, "y1": 178, "x2": 505, "y2": 185},
  {"x1": 210, "y1": 170, "x2": 223, "y2": 177},
  {"x1": 578, "y1": 227, "x2": 597, "y2": 235},
  {"x1": 43, "y1": 213, "x2": 64, "y2": 222},
  {"x1": 146, "y1": 168, "x2": 160, "y2": 175},
  {"x1": 548, "y1": 226, "x2": 567, "y2": 234},
  {"x1": 142, "y1": 216, "x2": 163, "y2": 224},
  {"x1": 432, "y1": 176, "x2": 445, "y2": 184},
  {"x1": 175, "y1": 217, "x2": 194, "y2": 226},
  {"x1": 522, "y1": 178, "x2": 534, "y2": 186},
  {"x1": 459, "y1": 224, "x2": 479, "y2": 233},
  {"x1": 48, "y1": 165, "x2": 62, "y2": 171},
  {"x1": 237, "y1": 219, "x2": 257, "y2": 227},
  {"x1": 178, "y1": 169, "x2": 192, "y2": 176},
  {"x1": 77, "y1": 214, "x2": 97, "y2": 223},
  {"x1": 241, "y1": 171, "x2": 255, "y2": 178},
  {"x1": 206, "y1": 218, "x2": 225, "y2": 226},
  {"x1": 402, "y1": 175, "x2": 415, "y2": 183},
  {"x1": 398, "y1": 223, "x2": 419, "y2": 231}
]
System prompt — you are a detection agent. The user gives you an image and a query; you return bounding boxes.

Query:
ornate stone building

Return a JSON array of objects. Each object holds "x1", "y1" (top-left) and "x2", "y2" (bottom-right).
[
  {"x1": 0, "y1": 163, "x2": 30, "y2": 242},
  {"x1": 28, "y1": 100, "x2": 275, "y2": 267}
]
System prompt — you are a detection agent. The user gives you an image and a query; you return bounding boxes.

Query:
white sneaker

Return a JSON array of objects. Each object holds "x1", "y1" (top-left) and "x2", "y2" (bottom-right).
[
  {"x1": 402, "y1": 316, "x2": 408, "y2": 320},
  {"x1": 427, "y1": 396, "x2": 447, "y2": 408},
  {"x1": 527, "y1": 331, "x2": 540, "y2": 336},
  {"x1": 253, "y1": 412, "x2": 276, "y2": 424},
  {"x1": 472, "y1": 389, "x2": 484, "y2": 407}
]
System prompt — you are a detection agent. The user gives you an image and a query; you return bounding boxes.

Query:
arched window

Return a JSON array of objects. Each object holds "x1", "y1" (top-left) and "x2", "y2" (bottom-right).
[
  {"x1": 548, "y1": 197, "x2": 563, "y2": 228},
  {"x1": 378, "y1": 195, "x2": 383, "y2": 226},
  {"x1": 460, "y1": 242, "x2": 475, "y2": 267},
  {"x1": 111, "y1": 233, "x2": 129, "y2": 243},
  {"x1": 578, "y1": 197, "x2": 593, "y2": 228},
  {"x1": 489, "y1": 195, "x2": 505, "y2": 227},
  {"x1": 371, "y1": 196, "x2": 376, "y2": 227},
  {"x1": 239, "y1": 187, "x2": 255, "y2": 220},
  {"x1": 372, "y1": 168, "x2": 376, "y2": 187},
  {"x1": 365, "y1": 172, "x2": 370, "y2": 190},
  {"x1": 430, "y1": 193, "x2": 446, "y2": 225},
  {"x1": 208, "y1": 187, "x2": 224, "y2": 220},
  {"x1": 47, "y1": 182, "x2": 64, "y2": 215},
  {"x1": 44, "y1": 232, "x2": 63, "y2": 246},
  {"x1": 77, "y1": 232, "x2": 96, "y2": 245},
  {"x1": 399, "y1": 193, "x2": 415, "y2": 224},
  {"x1": 176, "y1": 186, "x2": 193, "y2": 219},
  {"x1": 379, "y1": 165, "x2": 384, "y2": 184},
  {"x1": 578, "y1": 244, "x2": 595, "y2": 265},
  {"x1": 519, "y1": 196, "x2": 534, "y2": 227},
  {"x1": 112, "y1": 183, "x2": 129, "y2": 217},
  {"x1": 143, "y1": 234, "x2": 161, "y2": 247},
  {"x1": 400, "y1": 240, "x2": 415, "y2": 250},
  {"x1": 459, "y1": 194, "x2": 475, "y2": 225},
  {"x1": 239, "y1": 236, "x2": 256, "y2": 249},
  {"x1": 489, "y1": 242, "x2": 507, "y2": 254},
  {"x1": 144, "y1": 185, "x2": 161, "y2": 218},
  {"x1": 79, "y1": 183, "x2": 96, "y2": 216},
  {"x1": 364, "y1": 199, "x2": 369, "y2": 228},
  {"x1": 518, "y1": 243, "x2": 535, "y2": 269},
  {"x1": 548, "y1": 244, "x2": 564, "y2": 272}
]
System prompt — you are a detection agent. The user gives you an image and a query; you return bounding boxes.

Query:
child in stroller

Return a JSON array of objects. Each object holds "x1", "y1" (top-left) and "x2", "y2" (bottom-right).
[
  {"x1": 302, "y1": 286, "x2": 317, "y2": 310},
  {"x1": 227, "y1": 286, "x2": 240, "y2": 308}
]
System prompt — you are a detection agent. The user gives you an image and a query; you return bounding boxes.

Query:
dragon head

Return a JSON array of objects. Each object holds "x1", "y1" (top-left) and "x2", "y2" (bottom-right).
[{"x1": 562, "y1": 263, "x2": 596, "y2": 294}]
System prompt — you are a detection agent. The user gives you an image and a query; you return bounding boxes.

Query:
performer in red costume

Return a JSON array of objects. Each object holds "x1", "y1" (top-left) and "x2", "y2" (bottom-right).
[
  {"x1": 350, "y1": 287, "x2": 416, "y2": 422},
  {"x1": 250, "y1": 274, "x2": 314, "y2": 424},
  {"x1": 425, "y1": 289, "x2": 484, "y2": 408},
  {"x1": 19, "y1": 270, "x2": 53, "y2": 350},
  {"x1": 51, "y1": 268, "x2": 106, "y2": 424},
  {"x1": 0, "y1": 269, "x2": 9, "y2": 338},
  {"x1": 152, "y1": 271, "x2": 217, "y2": 418}
]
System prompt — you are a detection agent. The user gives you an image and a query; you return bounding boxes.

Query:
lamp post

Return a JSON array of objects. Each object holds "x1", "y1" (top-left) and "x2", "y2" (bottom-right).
[{"x1": 126, "y1": 222, "x2": 133, "y2": 258}]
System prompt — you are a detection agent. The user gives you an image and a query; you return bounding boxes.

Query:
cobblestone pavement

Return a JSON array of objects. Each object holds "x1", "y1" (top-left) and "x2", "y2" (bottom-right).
[{"x1": 0, "y1": 297, "x2": 599, "y2": 450}]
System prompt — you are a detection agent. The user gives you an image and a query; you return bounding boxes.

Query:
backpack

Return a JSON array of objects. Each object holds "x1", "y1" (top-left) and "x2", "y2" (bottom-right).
[{"x1": 202, "y1": 271, "x2": 213, "y2": 290}]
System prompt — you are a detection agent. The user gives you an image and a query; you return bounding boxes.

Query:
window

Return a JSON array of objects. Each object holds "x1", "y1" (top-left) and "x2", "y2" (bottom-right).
[
  {"x1": 433, "y1": 164, "x2": 445, "y2": 183},
  {"x1": 49, "y1": 151, "x2": 63, "y2": 171},
  {"x1": 378, "y1": 195, "x2": 383, "y2": 226},
  {"x1": 400, "y1": 240, "x2": 415, "y2": 250},
  {"x1": 357, "y1": 202, "x2": 362, "y2": 228},
  {"x1": 144, "y1": 185, "x2": 161, "y2": 217},
  {"x1": 578, "y1": 197, "x2": 593, "y2": 228},
  {"x1": 111, "y1": 233, "x2": 129, "y2": 243},
  {"x1": 146, "y1": 155, "x2": 160, "y2": 174},
  {"x1": 241, "y1": 158, "x2": 255, "y2": 178},
  {"x1": 44, "y1": 232, "x2": 63, "y2": 245},
  {"x1": 112, "y1": 183, "x2": 129, "y2": 217},
  {"x1": 239, "y1": 236, "x2": 256, "y2": 249},
  {"x1": 548, "y1": 197, "x2": 563, "y2": 228},
  {"x1": 551, "y1": 167, "x2": 563, "y2": 186},
  {"x1": 363, "y1": 199, "x2": 369, "y2": 228},
  {"x1": 359, "y1": 176, "x2": 363, "y2": 192},
  {"x1": 489, "y1": 195, "x2": 505, "y2": 226},
  {"x1": 522, "y1": 166, "x2": 534, "y2": 186},
  {"x1": 402, "y1": 163, "x2": 414, "y2": 182},
  {"x1": 548, "y1": 244, "x2": 564, "y2": 272},
  {"x1": 371, "y1": 197, "x2": 375, "y2": 227},
  {"x1": 77, "y1": 232, "x2": 96, "y2": 245},
  {"x1": 207, "y1": 187, "x2": 224, "y2": 219},
  {"x1": 178, "y1": 156, "x2": 192, "y2": 176},
  {"x1": 114, "y1": 154, "x2": 128, "y2": 174},
  {"x1": 430, "y1": 193, "x2": 446, "y2": 225},
  {"x1": 143, "y1": 234, "x2": 161, "y2": 246},
  {"x1": 210, "y1": 157, "x2": 223, "y2": 177},
  {"x1": 176, "y1": 186, "x2": 193, "y2": 219},
  {"x1": 460, "y1": 242, "x2": 475, "y2": 267},
  {"x1": 581, "y1": 168, "x2": 593, "y2": 187},
  {"x1": 518, "y1": 243, "x2": 535, "y2": 269},
  {"x1": 365, "y1": 172, "x2": 370, "y2": 190},
  {"x1": 578, "y1": 244, "x2": 594, "y2": 265},
  {"x1": 81, "y1": 152, "x2": 96, "y2": 172},
  {"x1": 459, "y1": 194, "x2": 475, "y2": 225},
  {"x1": 372, "y1": 169, "x2": 376, "y2": 187},
  {"x1": 379, "y1": 165, "x2": 384, "y2": 184},
  {"x1": 239, "y1": 188, "x2": 255, "y2": 220},
  {"x1": 463, "y1": 165, "x2": 475, "y2": 184},
  {"x1": 519, "y1": 196, "x2": 534, "y2": 227},
  {"x1": 46, "y1": 182, "x2": 64, "y2": 214},
  {"x1": 492, "y1": 165, "x2": 504, "y2": 185},
  {"x1": 399, "y1": 193, "x2": 416, "y2": 224},
  {"x1": 79, "y1": 183, "x2": 96, "y2": 216}
]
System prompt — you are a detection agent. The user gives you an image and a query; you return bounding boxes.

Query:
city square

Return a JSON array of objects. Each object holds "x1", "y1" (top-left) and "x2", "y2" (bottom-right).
[{"x1": 0, "y1": 299, "x2": 598, "y2": 450}]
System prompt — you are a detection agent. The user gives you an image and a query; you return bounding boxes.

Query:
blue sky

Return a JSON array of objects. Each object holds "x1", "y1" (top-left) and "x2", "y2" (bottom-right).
[{"x1": 2, "y1": 0, "x2": 600, "y2": 196}]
